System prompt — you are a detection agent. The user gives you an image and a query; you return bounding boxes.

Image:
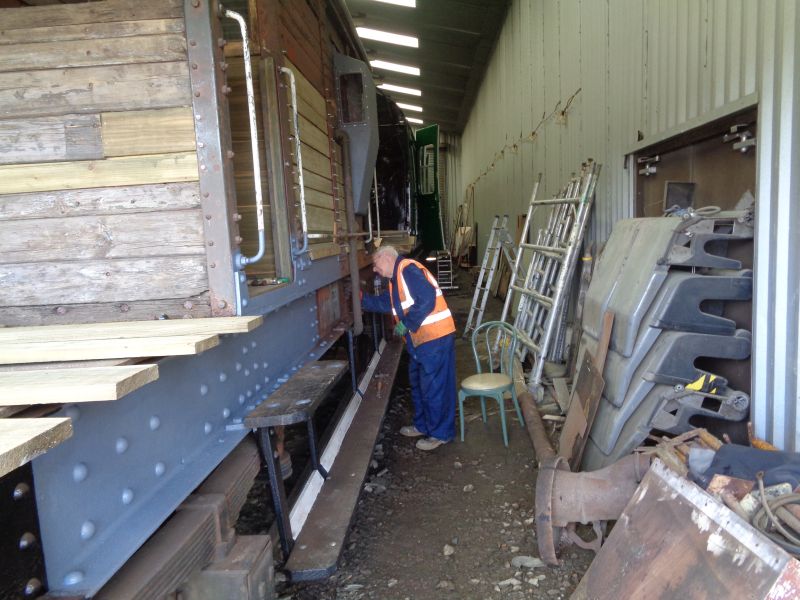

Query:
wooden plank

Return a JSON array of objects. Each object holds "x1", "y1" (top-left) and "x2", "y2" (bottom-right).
[
  {"x1": 0, "y1": 18, "x2": 184, "y2": 46},
  {"x1": 285, "y1": 340, "x2": 402, "y2": 580},
  {"x1": 0, "y1": 62, "x2": 191, "y2": 120},
  {"x1": 309, "y1": 242, "x2": 343, "y2": 261},
  {"x1": 0, "y1": 293, "x2": 212, "y2": 327},
  {"x1": 306, "y1": 204, "x2": 335, "y2": 232},
  {"x1": 0, "y1": 182, "x2": 201, "y2": 221},
  {"x1": 0, "y1": 417, "x2": 72, "y2": 478},
  {"x1": 0, "y1": 114, "x2": 102, "y2": 165},
  {"x1": 101, "y1": 107, "x2": 196, "y2": 157},
  {"x1": 298, "y1": 113, "x2": 330, "y2": 157},
  {"x1": 295, "y1": 143, "x2": 332, "y2": 179},
  {"x1": 0, "y1": 210, "x2": 205, "y2": 263},
  {"x1": 285, "y1": 58, "x2": 327, "y2": 123},
  {"x1": 553, "y1": 377, "x2": 571, "y2": 413},
  {"x1": 0, "y1": 256, "x2": 208, "y2": 306},
  {"x1": 0, "y1": 334, "x2": 220, "y2": 365},
  {"x1": 0, "y1": 316, "x2": 263, "y2": 343},
  {"x1": 0, "y1": 33, "x2": 187, "y2": 73},
  {"x1": 299, "y1": 168, "x2": 332, "y2": 193},
  {"x1": 0, "y1": 0, "x2": 183, "y2": 31},
  {"x1": 572, "y1": 460, "x2": 800, "y2": 600},
  {"x1": 0, "y1": 365, "x2": 159, "y2": 405},
  {"x1": 244, "y1": 361, "x2": 347, "y2": 427},
  {"x1": 303, "y1": 187, "x2": 334, "y2": 210},
  {"x1": 0, "y1": 152, "x2": 199, "y2": 195}
]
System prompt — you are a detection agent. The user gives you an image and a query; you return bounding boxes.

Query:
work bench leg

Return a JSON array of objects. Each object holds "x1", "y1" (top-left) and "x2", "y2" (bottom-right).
[{"x1": 258, "y1": 428, "x2": 293, "y2": 559}]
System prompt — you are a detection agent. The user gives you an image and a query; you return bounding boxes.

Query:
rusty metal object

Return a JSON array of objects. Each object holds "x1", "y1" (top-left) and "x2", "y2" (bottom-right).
[
  {"x1": 523, "y1": 390, "x2": 652, "y2": 565},
  {"x1": 519, "y1": 391, "x2": 556, "y2": 462}
]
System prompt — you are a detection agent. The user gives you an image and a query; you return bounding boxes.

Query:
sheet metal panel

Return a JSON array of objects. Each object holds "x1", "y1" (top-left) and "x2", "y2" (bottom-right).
[{"x1": 455, "y1": 0, "x2": 800, "y2": 450}]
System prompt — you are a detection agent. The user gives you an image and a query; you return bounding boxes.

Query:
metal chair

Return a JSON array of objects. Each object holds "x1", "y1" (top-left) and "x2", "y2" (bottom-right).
[{"x1": 458, "y1": 321, "x2": 525, "y2": 447}]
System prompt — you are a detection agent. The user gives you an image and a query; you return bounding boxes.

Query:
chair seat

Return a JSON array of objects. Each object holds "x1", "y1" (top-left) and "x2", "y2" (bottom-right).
[{"x1": 461, "y1": 372, "x2": 512, "y2": 392}]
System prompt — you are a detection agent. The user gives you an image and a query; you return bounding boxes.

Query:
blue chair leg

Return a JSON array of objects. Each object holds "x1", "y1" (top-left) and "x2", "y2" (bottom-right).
[
  {"x1": 458, "y1": 390, "x2": 467, "y2": 442},
  {"x1": 480, "y1": 396, "x2": 488, "y2": 423},
  {"x1": 511, "y1": 387, "x2": 524, "y2": 425},
  {"x1": 496, "y1": 392, "x2": 509, "y2": 447}
]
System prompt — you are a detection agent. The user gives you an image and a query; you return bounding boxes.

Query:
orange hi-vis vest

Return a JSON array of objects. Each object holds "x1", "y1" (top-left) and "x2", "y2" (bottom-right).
[{"x1": 389, "y1": 258, "x2": 456, "y2": 347}]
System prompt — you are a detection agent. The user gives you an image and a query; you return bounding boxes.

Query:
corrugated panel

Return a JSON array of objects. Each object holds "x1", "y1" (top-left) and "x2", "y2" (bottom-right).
[
  {"x1": 752, "y1": 0, "x2": 800, "y2": 451},
  {"x1": 454, "y1": 0, "x2": 800, "y2": 450}
]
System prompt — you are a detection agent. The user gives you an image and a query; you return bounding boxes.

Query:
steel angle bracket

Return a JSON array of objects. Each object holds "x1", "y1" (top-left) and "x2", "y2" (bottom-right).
[{"x1": 32, "y1": 294, "x2": 342, "y2": 597}]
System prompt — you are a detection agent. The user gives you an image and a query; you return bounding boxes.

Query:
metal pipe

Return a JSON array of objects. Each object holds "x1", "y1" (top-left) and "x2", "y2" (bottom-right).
[
  {"x1": 365, "y1": 178, "x2": 374, "y2": 244},
  {"x1": 373, "y1": 168, "x2": 381, "y2": 241},
  {"x1": 280, "y1": 66, "x2": 309, "y2": 255},
  {"x1": 518, "y1": 391, "x2": 556, "y2": 462},
  {"x1": 338, "y1": 134, "x2": 364, "y2": 336},
  {"x1": 225, "y1": 8, "x2": 266, "y2": 269}
]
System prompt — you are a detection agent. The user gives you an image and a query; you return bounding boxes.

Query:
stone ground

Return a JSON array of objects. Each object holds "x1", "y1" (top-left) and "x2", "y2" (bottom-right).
[{"x1": 240, "y1": 269, "x2": 594, "y2": 599}]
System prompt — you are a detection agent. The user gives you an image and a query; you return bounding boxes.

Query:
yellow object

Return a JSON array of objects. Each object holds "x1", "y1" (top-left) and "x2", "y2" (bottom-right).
[{"x1": 686, "y1": 373, "x2": 719, "y2": 394}]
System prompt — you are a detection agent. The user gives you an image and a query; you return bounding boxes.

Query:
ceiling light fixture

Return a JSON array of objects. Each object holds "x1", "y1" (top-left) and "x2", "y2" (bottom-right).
[
  {"x1": 378, "y1": 83, "x2": 422, "y2": 96},
  {"x1": 370, "y1": 59, "x2": 420, "y2": 76},
  {"x1": 407, "y1": 117, "x2": 424, "y2": 124},
  {"x1": 356, "y1": 27, "x2": 418, "y2": 48},
  {"x1": 396, "y1": 102, "x2": 423, "y2": 112},
  {"x1": 372, "y1": 0, "x2": 416, "y2": 7}
]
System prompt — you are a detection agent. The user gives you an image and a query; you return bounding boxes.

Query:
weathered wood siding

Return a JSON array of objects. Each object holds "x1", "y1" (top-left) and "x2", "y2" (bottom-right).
[{"x1": 0, "y1": 0, "x2": 209, "y2": 325}]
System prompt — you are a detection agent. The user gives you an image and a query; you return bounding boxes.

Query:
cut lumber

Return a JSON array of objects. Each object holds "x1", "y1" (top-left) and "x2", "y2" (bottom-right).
[
  {"x1": 0, "y1": 334, "x2": 220, "y2": 365},
  {"x1": 0, "y1": 365, "x2": 159, "y2": 405},
  {"x1": 101, "y1": 107, "x2": 196, "y2": 157},
  {"x1": 0, "y1": 417, "x2": 72, "y2": 478},
  {"x1": 0, "y1": 316, "x2": 262, "y2": 343}
]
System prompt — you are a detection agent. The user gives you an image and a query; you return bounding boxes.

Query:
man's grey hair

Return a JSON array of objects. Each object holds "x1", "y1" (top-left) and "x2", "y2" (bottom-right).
[{"x1": 373, "y1": 245, "x2": 398, "y2": 261}]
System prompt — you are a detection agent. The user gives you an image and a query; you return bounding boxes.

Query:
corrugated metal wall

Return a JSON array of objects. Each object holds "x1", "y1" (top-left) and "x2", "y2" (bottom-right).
[{"x1": 454, "y1": 0, "x2": 800, "y2": 450}]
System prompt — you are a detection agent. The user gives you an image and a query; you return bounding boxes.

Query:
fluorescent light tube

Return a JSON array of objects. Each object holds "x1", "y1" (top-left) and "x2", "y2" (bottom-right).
[
  {"x1": 370, "y1": 59, "x2": 420, "y2": 76},
  {"x1": 378, "y1": 83, "x2": 422, "y2": 96},
  {"x1": 357, "y1": 27, "x2": 418, "y2": 48}
]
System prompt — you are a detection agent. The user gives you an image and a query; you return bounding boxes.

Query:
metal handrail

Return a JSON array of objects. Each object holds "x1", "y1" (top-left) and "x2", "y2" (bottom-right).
[
  {"x1": 373, "y1": 168, "x2": 380, "y2": 241},
  {"x1": 224, "y1": 8, "x2": 266, "y2": 269},
  {"x1": 280, "y1": 65, "x2": 309, "y2": 255}
]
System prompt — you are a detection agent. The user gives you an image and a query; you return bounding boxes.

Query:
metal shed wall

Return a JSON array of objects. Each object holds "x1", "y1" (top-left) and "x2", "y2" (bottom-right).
[{"x1": 454, "y1": 0, "x2": 800, "y2": 450}]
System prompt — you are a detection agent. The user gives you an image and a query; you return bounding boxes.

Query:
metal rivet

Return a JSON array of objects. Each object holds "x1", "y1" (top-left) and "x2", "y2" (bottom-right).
[
  {"x1": 19, "y1": 532, "x2": 36, "y2": 550},
  {"x1": 200, "y1": 384, "x2": 208, "y2": 395},
  {"x1": 242, "y1": 346, "x2": 249, "y2": 355},
  {"x1": 245, "y1": 369, "x2": 250, "y2": 376},
  {"x1": 219, "y1": 372, "x2": 227, "y2": 382},
  {"x1": 239, "y1": 394, "x2": 246, "y2": 405},
  {"x1": 251, "y1": 341, "x2": 257, "y2": 348},
  {"x1": 13, "y1": 483, "x2": 30, "y2": 501},
  {"x1": 194, "y1": 90, "x2": 201, "y2": 97},
  {"x1": 235, "y1": 236, "x2": 243, "y2": 245},
  {"x1": 204, "y1": 422, "x2": 212, "y2": 434},
  {"x1": 227, "y1": 150, "x2": 235, "y2": 159},
  {"x1": 218, "y1": 300, "x2": 227, "y2": 309},
  {"x1": 246, "y1": 390, "x2": 253, "y2": 398},
  {"x1": 55, "y1": 306, "x2": 66, "y2": 315},
  {"x1": 242, "y1": 298, "x2": 248, "y2": 307},
  {"x1": 24, "y1": 578, "x2": 43, "y2": 596},
  {"x1": 191, "y1": 63, "x2": 198, "y2": 70},
  {"x1": 150, "y1": 416, "x2": 161, "y2": 431},
  {"x1": 121, "y1": 488, "x2": 134, "y2": 505},
  {"x1": 253, "y1": 362, "x2": 259, "y2": 370},
  {"x1": 198, "y1": 141, "x2": 206, "y2": 148},
  {"x1": 255, "y1": 384, "x2": 261, "y2": 392},
  {"x1": 189, "y1": 39, "x2": 197, "y2": 46},
  {"x1": 154, "y1": 462, "x2": 166, "y2": 477},
  {"x1": 223, "y1": 408, "x2": 231, "y2": 418},
  {"x1": 115, "y1": 437, "x2": 128, "y2": 454},
  {"x1": 190, "y1": 0, "x2": 200, "y2": 7},
  {"x1": 209, "y1": 261, "x2": 215, "y2": 268},
  {"x1": 184, "y1": 300, "x2": 194, "y2": 310},
  {"x1": 80, "y1": 521, "x2": 95, "y2": 541},
  {"x1": 208, "y1": 240, "x2": 215, "y2": 246},
  {"x1": 235, "y1": 362, "x2": 242, "y2": 371},
  {"x1": 72, "y1": 463, "x2": 88, "y2": 483}
]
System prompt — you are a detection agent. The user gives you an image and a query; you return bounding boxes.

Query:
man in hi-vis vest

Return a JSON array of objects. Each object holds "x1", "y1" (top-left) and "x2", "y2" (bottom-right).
[{"x1": 362, "y1": 246, "x2": 457, "y2": 451}]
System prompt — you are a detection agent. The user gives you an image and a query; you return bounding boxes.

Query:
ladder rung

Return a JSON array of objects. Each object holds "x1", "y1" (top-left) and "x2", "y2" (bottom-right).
[
  {"x1": 532, "y1": 196, "x2": 581, "y2": 206},
  {"x1": 520, "y1": 243, "x2": 566, "y2": 257},
  {"x1": 510, "y1": 285, "x2": 554, "y2": 307},
  {"x1": 515, "y1": 329, "x2": 541, "y2": 354}
]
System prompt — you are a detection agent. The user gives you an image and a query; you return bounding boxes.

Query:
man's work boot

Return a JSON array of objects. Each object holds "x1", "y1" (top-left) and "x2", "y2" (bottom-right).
[
  {"x1": 399, "y1": 424, "x2": 425, "y2": 438},
  {"x1": 416, "y1": 437, "x2": 448, "y2": 451}
]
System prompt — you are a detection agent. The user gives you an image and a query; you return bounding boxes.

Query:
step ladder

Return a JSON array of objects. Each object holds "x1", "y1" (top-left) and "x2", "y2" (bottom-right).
[
  {"x1": 435, "y1": 251, "x2": 457, "y2": 290},
  {"x1": 499, "y1": 160, "x2": 601, "y2": 396},
  {"x1": 463, "y1": 214, "x2": 517, "y2": 338}
]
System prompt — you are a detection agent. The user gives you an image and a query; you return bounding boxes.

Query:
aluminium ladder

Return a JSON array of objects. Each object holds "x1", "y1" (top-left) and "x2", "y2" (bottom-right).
[
  {"x1": 436, "y1": 251, "x2": 457, "y2": 290},
  {"x1": 499, "y1": 161, "x2": 601, "y2": 396},
  {"x1": 462, "y1": 214, "x2": 517, "y2": 338}
]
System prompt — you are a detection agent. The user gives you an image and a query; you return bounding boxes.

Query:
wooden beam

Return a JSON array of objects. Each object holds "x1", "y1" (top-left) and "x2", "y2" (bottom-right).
[
  {"x1": 0, "y1": 152, "x2": 199, "y2": 195},
  {"x1": 0, "y1": 316, "x2": 263, "y2": 343},
  {"x1": 0, "y1": 182, "x2": 201, "y2": 221},
  {"x1": 0, "y1": 364, "x2": 159, "y2": 405},
  {"x1": 0, "y1": 62, "x2": 191, "y2": 120},
  {"x1": 0, "y1": 114, "x2": 102, "y2": 165},
  {"x1": 0, "y1": 33, "x2": 187, "y2": 73},
  {"x1": 0, "y1": 417, "x2": 72, "y2": 478},
  {"x1": 101, "y1": 107, "x2": 196, "y2": 157},
  {"x1": 0, "y1": 0, "x2": 182, "y2": 31},
  {"x1": 0, "y1": 18, "x2": 185, "y2": 46},
  {"x1": 0, "y1": 334, "x2": 221, "y2": 364}
]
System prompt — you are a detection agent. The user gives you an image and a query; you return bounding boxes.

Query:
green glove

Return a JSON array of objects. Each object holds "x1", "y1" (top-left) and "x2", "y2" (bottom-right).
[{"x1": 394, "y1": 321, "x2": 408, "y2": 336}]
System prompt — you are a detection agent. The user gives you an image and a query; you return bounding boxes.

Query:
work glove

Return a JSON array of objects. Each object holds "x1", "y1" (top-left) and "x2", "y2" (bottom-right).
[{"x1": 394, "y1": 321, "x2": 408, "y2": 336}]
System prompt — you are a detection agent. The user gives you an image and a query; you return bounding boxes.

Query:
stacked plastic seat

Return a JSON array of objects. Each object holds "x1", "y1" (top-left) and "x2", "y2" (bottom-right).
[{"x1": 578, "y1": 210, "x2": 754, "y2": 470}]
